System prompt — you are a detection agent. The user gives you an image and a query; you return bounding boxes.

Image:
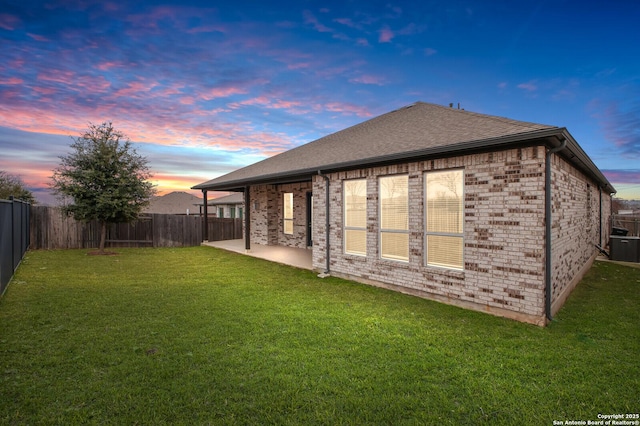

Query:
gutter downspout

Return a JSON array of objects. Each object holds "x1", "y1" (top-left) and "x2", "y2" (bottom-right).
[
  {"x1": 545, "y1": 138, "x2": 567, "y2": 322},
  {"x1": 318, "y1": 171, "x2": 331, "y2": 276},
  {"x1": 598, "y1": 187, "x2": 602, "y2": 247}
]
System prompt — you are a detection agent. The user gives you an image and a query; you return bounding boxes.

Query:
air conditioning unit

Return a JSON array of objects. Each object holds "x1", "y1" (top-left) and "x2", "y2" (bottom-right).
[{"x1": 609, "y1": 236, "x2": 640, "y2": 263}]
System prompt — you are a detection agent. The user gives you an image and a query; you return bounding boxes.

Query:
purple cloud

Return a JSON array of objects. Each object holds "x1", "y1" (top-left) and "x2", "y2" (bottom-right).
[
  {"x1": 597, "y1": 100, "x2": 640, "y2": 157},
  {"x1": 602, "y1": 169, "x2": 640, "y2": 184},
  {"x1": 378, "y1": 25, "x2": 394, "y2": 42}
]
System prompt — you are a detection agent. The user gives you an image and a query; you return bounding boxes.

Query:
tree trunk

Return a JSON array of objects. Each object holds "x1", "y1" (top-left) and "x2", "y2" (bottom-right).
[{"x1": 99, "y1": 221, "x2": 107, "y2": 253}]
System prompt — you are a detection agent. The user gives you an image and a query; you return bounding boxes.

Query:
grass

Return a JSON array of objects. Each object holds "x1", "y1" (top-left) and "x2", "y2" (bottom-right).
[{"x1": 0, "y1": 247, "x2": 638, "y2": 425}]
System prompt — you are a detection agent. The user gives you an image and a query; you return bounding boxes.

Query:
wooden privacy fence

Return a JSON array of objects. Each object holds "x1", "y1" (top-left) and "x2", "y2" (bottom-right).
[
  {"x1": 612, "y1": 214, "x2": 640, "y2": 237},
  {"x1": 30, "y1": 206, "x2": 243, "y2": 249},
  {"x1": 208, "y1": 217, "x2": 243, "y2": 241}
]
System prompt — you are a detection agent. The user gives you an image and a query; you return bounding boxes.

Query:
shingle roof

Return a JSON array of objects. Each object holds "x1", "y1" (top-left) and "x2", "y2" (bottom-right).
[
  {"x1": 193, "y1": 102, "x2": 614, "y2": 193},
  {"x1": 144, "y1": 191, "x2": 202, "y2": 214},
  {"x1": 207, "y1": 192, "x2": 244, "y2": 205}
]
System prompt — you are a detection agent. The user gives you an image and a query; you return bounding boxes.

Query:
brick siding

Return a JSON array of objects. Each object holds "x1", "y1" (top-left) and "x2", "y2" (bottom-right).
[
  {"x1": 549, "y1": 154, "x2": 611, "y2": 314},
  {"x1": 310, "y1": 146, "x2": 609, "y2": 325},
  {"x1": 249, "y1": 182, "x2": 312, "y2": 249},
  {"x1": 246, "y1": 146, "x2": 610, "y2": 325}
]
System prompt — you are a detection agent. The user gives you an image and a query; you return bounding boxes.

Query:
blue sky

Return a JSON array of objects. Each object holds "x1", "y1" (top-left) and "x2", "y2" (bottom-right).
[{"x1": 1, "y1": 0, "x2": 639, "y2": 204}]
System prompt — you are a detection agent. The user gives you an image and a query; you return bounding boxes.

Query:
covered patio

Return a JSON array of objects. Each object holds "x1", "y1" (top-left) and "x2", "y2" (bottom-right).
[{"x1": 202, "y1": 239, "x2": 313, "y2": 270}]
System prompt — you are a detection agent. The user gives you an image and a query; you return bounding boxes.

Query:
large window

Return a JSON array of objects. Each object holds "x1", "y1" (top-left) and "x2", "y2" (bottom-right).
[
  {"x1": 425, "y1": 170, "x2": 464, "y2": 270},
  {"x1": 284, "y1": 192, "x2": 294, "y2": 234},
  {"x1": 344, "y1": 179, "x2": 367, "y2": 255},
  {"x1": 379, "y1": 175, "x2": 409, "y2": 261}
]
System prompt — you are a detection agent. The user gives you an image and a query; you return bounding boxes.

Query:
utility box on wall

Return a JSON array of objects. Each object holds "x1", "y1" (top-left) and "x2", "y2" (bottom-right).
[{"x1": 609, "y1": 236, "x2": 640, "y2": 263}]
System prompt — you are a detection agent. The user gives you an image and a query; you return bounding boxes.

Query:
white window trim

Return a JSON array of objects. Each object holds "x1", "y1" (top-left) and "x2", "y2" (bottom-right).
[
  {"x1": 283, "y1": 192, "x2": 294, "y2": 235},
  {"x1": 378, "y1": 174, "x2": 410, "y2": 262},
  {"x1": 424, "y1": 169, "x2": 464, "y2": 271},
  {"x1": 343, "y1": 179, "x2": 367, "y2": 256}
]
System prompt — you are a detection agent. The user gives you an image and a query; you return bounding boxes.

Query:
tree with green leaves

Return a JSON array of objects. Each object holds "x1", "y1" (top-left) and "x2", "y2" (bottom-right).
[
  {"x1": 0, "y1": 171, "x2": 36, "y2": 204},
  {"x1": 51, "y1": 122, "x2": 155, "y2": 253}
]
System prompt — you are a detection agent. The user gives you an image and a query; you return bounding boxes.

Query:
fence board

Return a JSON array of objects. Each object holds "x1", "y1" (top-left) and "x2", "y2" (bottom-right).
[
  {"x1": 612, "y1": 214, "x2": 640, "y2": 237},
  {"x1": 29, "y1": 206, "x2": 233, "y2": 249},
  {"x1": 207, "y1": 218, "x2": 242, "y2": 241}
]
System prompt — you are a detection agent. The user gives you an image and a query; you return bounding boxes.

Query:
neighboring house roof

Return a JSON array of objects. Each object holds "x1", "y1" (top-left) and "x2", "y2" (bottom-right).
[
  {"x1": 144, "y1": 191, "x2": 202, "y2": 214},
  {"x1": 207, "y1": 192, "x2": 244, "y2": 205},
  {"x1": 193, "y1": 102, "x2": 614, "y2": 193}
]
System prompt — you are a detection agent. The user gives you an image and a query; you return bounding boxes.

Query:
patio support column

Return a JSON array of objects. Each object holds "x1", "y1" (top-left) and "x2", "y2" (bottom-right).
[
  {"x1": 244, "y1": 186, "x2": 251, "y2": 251},
  {"x1": 202, "y1": 189, "x2": 209, "y2": 242}
]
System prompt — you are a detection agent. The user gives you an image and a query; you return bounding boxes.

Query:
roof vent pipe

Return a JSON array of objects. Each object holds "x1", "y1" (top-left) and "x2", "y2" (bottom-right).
[{"x1": 545, "y1": 137, "x2": 567, "y2": 322}]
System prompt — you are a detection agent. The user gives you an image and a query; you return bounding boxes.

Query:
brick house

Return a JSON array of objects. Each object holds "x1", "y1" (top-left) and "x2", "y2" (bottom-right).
[
  {"x1": 205, "y1": 192, "x2": 244, "y2": 218},
  {"x1": 193, "y1": 102, "x2": 615, "y2": 325}
]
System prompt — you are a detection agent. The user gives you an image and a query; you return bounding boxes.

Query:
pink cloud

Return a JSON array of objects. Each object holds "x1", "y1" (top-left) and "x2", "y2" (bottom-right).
[
  {"x1": 287, "y1": 62, "x2": 311, "y2": 70},
  {"x1": 303, "y1": 10, "x2": 332, "y2": 33},
  {"x1": 200, "y1": 86, "x2": 248, "y2": 101},
  {"x1": 272, "y1": 99, "x2": 302, "y2": 109},
  {"x1": 334, "y1": 17, "x2": 361, "y2": 30},
  {"x1": 378, "y1": 25, "x2": 394, "y2": 43},
  {"x1": 424, "y1": 48, "x2": 437, "y2": 56},
  {"x1": 0, "y1": 77, "x2": 23, "y2": 85},
  {"x1": 113, "y1": 80, "x2": 157, "y2": 98},
  {"x1": 324, "y1": 102, "x2": 372, "y2": 117},
  {"x1": 592, "y1": 100, "x2": 640, "y2": 157},
  {"x1": 157, "y1": 83, "x2": 185, "y2": 96},
  {"x1": 517, "y1": 81, "x2": 538, "y2": 92},
  {"x1": 38, "y1": 70, "x2": 76, "y2": 85},
  {"x1": 33, "y1": 86, "x2": 57, "y2": 95},
  {"x1": 75, "y1": 75, "x2": 112, "y2": 93},
  {"x1": 602, "y1": 169, "x2": 640, "y2": 184},
  {"x1": 229, "y1": 96, "x2": 306, "y2": 116},
  {"x1": 349, "y1": 74, "x2": 386, "y2": 85},
  {"x1": 186, "y1": 24, "x2": 226, "y2": 34},
  {"x1": 27, "y1": 33, "x2": 49, "y2": 42},
  {"x1": 95, "y1": 61, "x2": 122, "y2": 71},
  {"x1": 229, "y1": 96, "x2": 270, "y2": 108},
  {"x1": 0, "y1": 13, "x2": 20, "y2": 31}
]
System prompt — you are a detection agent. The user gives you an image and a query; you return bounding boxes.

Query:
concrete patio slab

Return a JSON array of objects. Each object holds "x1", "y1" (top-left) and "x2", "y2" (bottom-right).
[{"x1": 202, "y1": 239, "x2": 313, "y2": 270}]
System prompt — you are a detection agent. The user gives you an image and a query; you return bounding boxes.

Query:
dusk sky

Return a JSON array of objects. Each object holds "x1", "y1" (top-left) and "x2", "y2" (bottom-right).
[{"x1": 1, "y1": 0, "x2": 639, "y2": 204}]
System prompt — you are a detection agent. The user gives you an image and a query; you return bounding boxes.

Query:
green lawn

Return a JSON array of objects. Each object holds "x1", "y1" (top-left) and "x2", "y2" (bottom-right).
[{"x1": 1, "y1": 247, "x2": 638, "y2": 425}]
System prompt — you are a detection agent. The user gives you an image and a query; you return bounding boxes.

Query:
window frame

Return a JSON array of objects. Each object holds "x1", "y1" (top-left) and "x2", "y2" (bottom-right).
[
  {"x1": 424, "y1": 169, "x2": 465, "y2": 271},
  {"x1": 343, "y1": 178, "x2": 367, "y2": 256},
  {"x1": 378, "y1": 174, "x2": 410, "y2": 262},
  {"x1": 283, "y1": 192, "x2": 294, "y2": 235}
]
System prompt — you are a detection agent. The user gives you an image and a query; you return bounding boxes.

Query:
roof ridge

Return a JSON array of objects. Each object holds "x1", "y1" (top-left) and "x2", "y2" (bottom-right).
[{"x1": 412, "y1": 101, "x2": 556, "y2": 130}]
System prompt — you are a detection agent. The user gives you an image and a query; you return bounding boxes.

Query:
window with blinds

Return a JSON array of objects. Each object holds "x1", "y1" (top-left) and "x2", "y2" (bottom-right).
[
  {"x1": 344, "y1": 179, "x2": 367, "y2": 255},
  {"x1": 283, "y1": 192, "x2": 293, "y2": 234},
  {"x1": 379, "y1": 175, "x2": 409, "y2": 261},
  {"x1": 425, "y1": 170, "x2": 464, "y2": 270}
]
